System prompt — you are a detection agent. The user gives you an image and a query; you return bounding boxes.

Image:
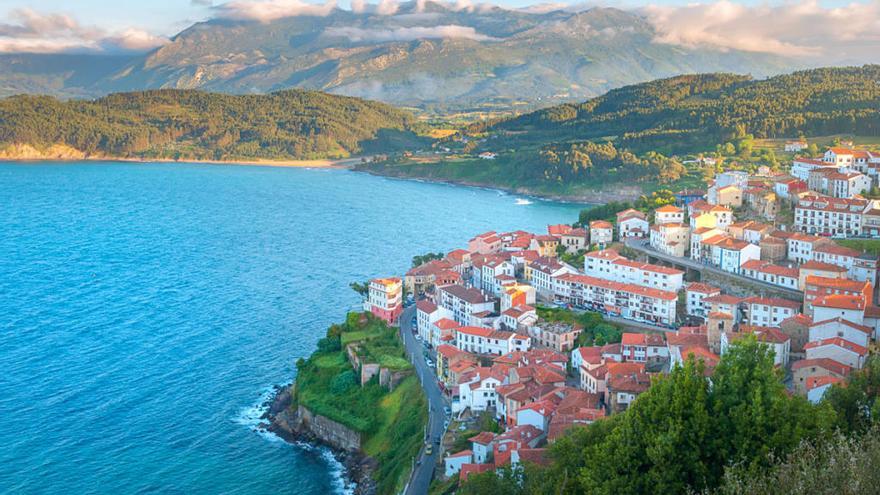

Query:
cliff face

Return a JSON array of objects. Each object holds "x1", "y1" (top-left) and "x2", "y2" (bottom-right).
[
  {"x1": 0, "y1": 143, "x2": 90, "y2": 161},
  {"x1": 265, "y1": 386, "x2": 376, "y2": 495}
]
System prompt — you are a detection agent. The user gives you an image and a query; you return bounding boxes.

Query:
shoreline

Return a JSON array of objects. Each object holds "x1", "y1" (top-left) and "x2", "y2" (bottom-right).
[
  {"x1": 0, "y1": 154, "x2": 363, "y2": 169},
  {"x1": 353, "y1": 168, "x2": 635, "y2": 205},
  {"x1": 259, "y1": 384, "x2": 372, "y2": 495},
  {"x1": 1, "y1": 152, "x2": 628, "y2": 204}
]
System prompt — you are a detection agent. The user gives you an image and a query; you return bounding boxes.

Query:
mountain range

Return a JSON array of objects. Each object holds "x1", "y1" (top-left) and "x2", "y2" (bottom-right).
[{"x1": 0, "y1": 3, "x2": 799, "y2": 111}]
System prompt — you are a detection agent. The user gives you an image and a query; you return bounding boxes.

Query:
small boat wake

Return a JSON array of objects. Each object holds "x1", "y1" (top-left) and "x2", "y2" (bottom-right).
[{"x1": 514, "y1": 198, "x2": 533, "y2": 205}]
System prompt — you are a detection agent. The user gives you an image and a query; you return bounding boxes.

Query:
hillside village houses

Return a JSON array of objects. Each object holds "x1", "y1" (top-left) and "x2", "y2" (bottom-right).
[{"x1": 365, "y1": 144, "x2": 880, "y2": 483}]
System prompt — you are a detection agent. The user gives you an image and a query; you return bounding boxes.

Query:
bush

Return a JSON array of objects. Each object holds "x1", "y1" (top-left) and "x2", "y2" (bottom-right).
[{"x1": 330, "y1": 370, "x2": 357, "y2": 394}]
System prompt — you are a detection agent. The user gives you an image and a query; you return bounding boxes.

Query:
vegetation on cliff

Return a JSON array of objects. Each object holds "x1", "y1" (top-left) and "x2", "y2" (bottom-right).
[
  {"x1": 292, "y1": 312, "x2": 427, "y2": 494},
  {"x1": 0, "y1": 89, "x2": 424, "y2": 161}
]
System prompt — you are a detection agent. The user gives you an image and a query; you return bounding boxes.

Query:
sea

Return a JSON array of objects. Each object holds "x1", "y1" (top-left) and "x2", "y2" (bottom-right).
[{"x1": 0, "y1": 161, "x2": 583, "y2": 494}]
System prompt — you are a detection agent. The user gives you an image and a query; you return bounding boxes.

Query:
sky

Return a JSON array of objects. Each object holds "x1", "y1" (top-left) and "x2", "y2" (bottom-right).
[{"x1": 0, "y1": 0, "x2": 878, "y2": 60}]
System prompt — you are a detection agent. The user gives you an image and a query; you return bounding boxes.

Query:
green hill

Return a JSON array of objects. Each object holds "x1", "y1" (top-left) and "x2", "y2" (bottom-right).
[
  {"x1": 358, "y1": 66, "x2": 880, "y2": 201},
  {"x1": 489, "y1": 66, "x2": 880, "y2": 154},
  {"x1": 0, "y1": 89, "x2": 422, "y2": 161}
]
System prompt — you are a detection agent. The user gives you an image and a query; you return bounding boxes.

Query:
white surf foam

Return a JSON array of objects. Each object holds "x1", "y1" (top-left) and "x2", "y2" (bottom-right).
[{"x1": 235, "y1": 385, "x2": 355, "y2": 494}]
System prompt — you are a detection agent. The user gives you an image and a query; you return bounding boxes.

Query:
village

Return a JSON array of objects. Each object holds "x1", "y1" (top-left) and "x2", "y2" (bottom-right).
[{"x1": 362, "y1": 144, "x2": 880, "y2": 489}]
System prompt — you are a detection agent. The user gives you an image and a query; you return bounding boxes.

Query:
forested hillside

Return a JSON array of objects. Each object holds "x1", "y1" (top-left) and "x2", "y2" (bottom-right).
[
  {"x1": 486, "y1": 66, "x2": 880, "y2": 154},
  {"x1": 0, "y1": 89, "x2": 422, "y2": 161}
]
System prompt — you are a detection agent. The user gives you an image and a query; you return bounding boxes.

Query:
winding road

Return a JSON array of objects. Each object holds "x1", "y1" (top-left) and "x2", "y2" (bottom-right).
[{"x1": 399, "y1": 304, "x2": 448, "y2": 495}]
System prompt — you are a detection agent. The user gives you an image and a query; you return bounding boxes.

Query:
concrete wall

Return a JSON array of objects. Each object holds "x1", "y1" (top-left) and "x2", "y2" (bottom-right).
[{"x1": 292, "y1": 405, "x2": 362, "y2": 452}]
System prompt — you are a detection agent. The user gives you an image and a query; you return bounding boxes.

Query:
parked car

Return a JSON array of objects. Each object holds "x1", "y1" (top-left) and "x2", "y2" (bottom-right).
[
  {"x1": 425, "y1": 444, "x2": 433, "y2": 455},
  {"x1": 443, "y1": 406, "x2": 451, "y2": 416},
  {"x1": 426, "y1": 358, "x2": 434, "y2": 367}
]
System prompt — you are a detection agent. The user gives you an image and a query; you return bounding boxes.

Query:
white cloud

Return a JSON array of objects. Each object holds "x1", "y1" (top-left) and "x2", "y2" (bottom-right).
[
  {"x1": 325, "y1": 24, "x2": 496, "y2": 42},
  {"x1": 216, "y1": 0, "x2": 337, "y2": 22},
  {"x1": 643, "y1": 0, "x2": 880, "y2": 60},
  {"x1": 0, "y1": 8, "x2": 168, "y2": 53}
]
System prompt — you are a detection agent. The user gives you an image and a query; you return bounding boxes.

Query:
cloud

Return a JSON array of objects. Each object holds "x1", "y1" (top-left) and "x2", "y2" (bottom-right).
[
  {"x1": 643, "y1": 0, "x2": 880, "y2": 60},
  {"x1": 215, "y1": 0, "x2": 337, "y2": 22},
  {"x1": 325, "y1": 24, "x2": 496, "y2": 42},
  {"x1": 350, "y1": 0, "x2": 400, "y2": 15},
  {"x1": 0, "y1": 8, "x2": 168, "y2": 54}
]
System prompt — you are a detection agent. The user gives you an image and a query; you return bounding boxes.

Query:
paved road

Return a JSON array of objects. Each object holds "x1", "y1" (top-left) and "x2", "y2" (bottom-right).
[
  {"x1": 399, "y1": 304, "x2": 448, "y2": 495},
  {"x1": 625, "y1": 239, "x2": 804, "y2": 300}
]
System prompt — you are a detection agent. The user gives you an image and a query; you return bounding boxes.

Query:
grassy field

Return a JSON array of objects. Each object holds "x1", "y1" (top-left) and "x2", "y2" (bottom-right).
[
  {"x1": 293, "y1": 313, "x2": 427, "y2": 494},
  {"x1": 838, "y1": 239, "x2": 880, "y2": 256}
]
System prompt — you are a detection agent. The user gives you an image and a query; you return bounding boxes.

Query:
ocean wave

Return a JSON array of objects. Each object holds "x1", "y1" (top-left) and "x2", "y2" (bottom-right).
[
  {"x1": 235, "y1": 386, "x2": 354, "y2": 494},
  {"x1": 515, "y1": 198, "x2": 533, "y2": 205}
]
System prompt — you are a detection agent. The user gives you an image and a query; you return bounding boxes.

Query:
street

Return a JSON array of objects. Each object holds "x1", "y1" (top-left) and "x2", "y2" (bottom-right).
[{"x1": 399, "y1": 304, "x2": 448, "y2": 495}]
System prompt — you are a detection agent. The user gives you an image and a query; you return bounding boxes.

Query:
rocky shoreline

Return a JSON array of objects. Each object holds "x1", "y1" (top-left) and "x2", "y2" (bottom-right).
[{"x1": 258, "y1": 384, "x2": 377, "y2": 495}]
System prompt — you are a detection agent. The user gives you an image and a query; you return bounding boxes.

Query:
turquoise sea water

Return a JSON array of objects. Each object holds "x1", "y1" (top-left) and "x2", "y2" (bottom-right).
[{"x1": 0, "y1": 162, "x2": 582, "y2": 494}]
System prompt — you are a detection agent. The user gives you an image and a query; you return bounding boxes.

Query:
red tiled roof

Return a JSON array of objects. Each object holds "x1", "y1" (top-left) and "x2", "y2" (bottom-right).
[
  {"x1": 810, "y1": 317, "x2": 872, "y2": 335},
  {"x1": 469, "y1": 432, "x2": 497, "y2": 445},
  {"x1": 703, "y1": 294, "x2": 743, "y2": 305},
  {"x1": 417, "y1": 299, "x2": 438, "y2": 313},
  {"x1": 435, "y1": 318, "x2": 460, "y2": 330},
  {"x1": 800, "y1": 261, "x2": 848, "y2": 273},
  {"x1": 589, "y1": 220, "x2": 613, "y2": 229},
  {"x1": 806, "y1": 375, "x2": 843, "y2": 391},
  {"x1": 448, "y1": 449, "x2": 473, "y2": 459},
  {"x1": 655, "y1": 205, "x2": 683, "y2": 213},
  {"x1": 460, "y1": 463, "x2": 493, "y2": 481},
  {"x1": 804, "y1": 337, "x2": 868, "y2": 356},
  {"x1": 686, "y1": 282, "x2": 721, "y2": 294},
  {"x1": 791, "y1": 358, "x2": 852, "y2": 376},
  {"x1": 743, "y1": 296, "x2": 801, "y2": 309},
  {"x1": 813, "y1": 294, "x2": 866, "y2": 311}
]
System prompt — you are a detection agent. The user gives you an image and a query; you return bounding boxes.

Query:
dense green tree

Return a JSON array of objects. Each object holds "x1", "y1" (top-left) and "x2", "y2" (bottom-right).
[
  {"x1": 0, "y1": 89, "x2": 422, "y2": 161},
  {"x1": 578, "y1": 358, "x2": 714, "y2": 494},
  {"x1": 823, "y1": 355, "x2": 880, "y2": 433},
  {"x1": 411, "y1": 252, "x2": 446, "y2": 268}
]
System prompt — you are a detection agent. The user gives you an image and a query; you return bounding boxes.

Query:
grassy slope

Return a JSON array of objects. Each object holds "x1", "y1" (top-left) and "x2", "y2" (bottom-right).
[
  {"x1": 293, "y1": 313, "x2": 427, "y2": 494},
  {"x1": 838, "y1": 239, "x2": 880, "y2": 256}
]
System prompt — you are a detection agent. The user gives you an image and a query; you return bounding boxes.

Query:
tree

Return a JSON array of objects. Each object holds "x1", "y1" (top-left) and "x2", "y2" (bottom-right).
[
  {"x1": 824, "y1": 355, "x2": 880, "y2": 433},
  {"x1": 578, "y1": 357, "x2": 714, "y2": 494},
  {"x1": 708, "y1": 338, "x2": 832, "y2": 481},
  {"x1": 349, "y1": 280, "x2": 370, "y2": 297},
  {"x1": 411, "y1": 252, "x2": 445, "y2": 268}
]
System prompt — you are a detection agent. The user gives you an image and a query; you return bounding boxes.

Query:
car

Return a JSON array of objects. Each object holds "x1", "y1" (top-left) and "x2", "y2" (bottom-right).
[
  {"x1": 443, "y1": 420, "x2": 449, "y2": 429},
  {"x1": 425, "y1": 444, "x2": 433, "y2": 455},
  {"x1": 443, "y1": 406, "x2": 451, "y2": 415},
  {"x1": 425, "y1": 358, "x2": 434, "y2": 367}
]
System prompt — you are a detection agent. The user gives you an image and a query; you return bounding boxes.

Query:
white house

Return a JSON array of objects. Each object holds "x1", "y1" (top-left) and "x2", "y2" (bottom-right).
[
  {"x1": 812, "y1": 294, "x2": 867, "y2": 326},
  {"x1": 807, "y1": 376, "x2": 844, "y2": 404},
  {"x1": 685, "y1": 283, "x2": 722, "y2": 318},
  {"x1": 455, "y1": 326, "x2": 531, "y2": 355},
  {"x1": 743, "y1": 297, "x2": 801, "y2": 328},
  {"x1": 437, "y1": 284, "x2": 496, "y2": 326},
  {"x1": 617, "y1": 209, "x2": 649, "y2": 239},
  {"x1": 805, "y1": 337, "x2": 867, "y2": 369},
  {"x1": 417, "y1": 299, "x2": 452, "y2": 342},
  {"x1": 654, "y1": 205, "x2": 684, "y2": 225},
  {"x1": 809, "y1": 317, "x2": 872, "y2": 348},
  {"x1": 589, "y1": 220, "x2": 614, "y2": 246},
  {"x1": 444, "y1": 450, "x2": 472, "y2": 477}
]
